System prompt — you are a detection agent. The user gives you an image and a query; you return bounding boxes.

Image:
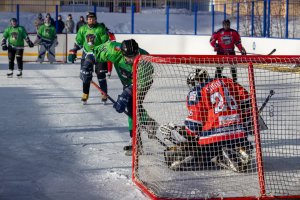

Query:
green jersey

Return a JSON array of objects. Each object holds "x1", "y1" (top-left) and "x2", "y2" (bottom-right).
[
  {"x1": 94, "y1": 41, "x2": 154, "y2": 131},
  {"x1": 75, "y1": 23, "x2": 109, "y2": 53},
  {"x1": 94, "y1": 41, "x2": 152, "y2": 88},
  {"x1": 2, "y1": 25, "x2": 29, "y2": 47},
  {"x1": 37, "y1": 24, "x2": 57, "y2": 41}
]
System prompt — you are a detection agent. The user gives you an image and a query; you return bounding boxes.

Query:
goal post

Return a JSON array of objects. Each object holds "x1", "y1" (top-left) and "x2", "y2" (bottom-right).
[{"x1": 132, "y1": 55, "x2": 300, "y2": 200}]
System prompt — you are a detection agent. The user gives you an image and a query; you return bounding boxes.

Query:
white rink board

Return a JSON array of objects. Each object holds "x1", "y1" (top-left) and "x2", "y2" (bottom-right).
[{"x1": 0, "y1": 34, "x2": 299, "y2": 62}]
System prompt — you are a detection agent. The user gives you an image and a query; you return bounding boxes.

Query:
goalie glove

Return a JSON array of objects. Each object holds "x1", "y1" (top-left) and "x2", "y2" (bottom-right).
[{"x1": 159, "y1": 123, "x2": 187, "y2": 144}]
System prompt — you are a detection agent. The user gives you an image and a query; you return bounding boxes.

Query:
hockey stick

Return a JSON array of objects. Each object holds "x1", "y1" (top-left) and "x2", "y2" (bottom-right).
[
  {"x1": 90, "y1": 80, "x2": 130, "y2": 116},
  {"x1": 91, "y1": 80, "x2": 168, "y2": 150},
  {"x1": 258, "y1": 90, "x2": 275, "y2": 114},
  {"x1": 235, "y1": 48, "x2": 276, "y2": 55}
]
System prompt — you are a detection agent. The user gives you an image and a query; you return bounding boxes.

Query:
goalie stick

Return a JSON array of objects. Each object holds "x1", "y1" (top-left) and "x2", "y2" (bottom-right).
[{"x1": 259, "y1": 90, "x2": 275, "y2": 114}]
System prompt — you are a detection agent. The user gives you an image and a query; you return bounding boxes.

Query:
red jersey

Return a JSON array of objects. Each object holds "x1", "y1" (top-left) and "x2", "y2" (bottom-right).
[
  {"x1": 210, "y1": 28, "x2": 244, "y2": 55},
  {"x1": 107, "y1": 31, "x2": 116, "y2": 73},
  {"x1": 185, "y1": 78, "x2": 250, "y2": 145}
]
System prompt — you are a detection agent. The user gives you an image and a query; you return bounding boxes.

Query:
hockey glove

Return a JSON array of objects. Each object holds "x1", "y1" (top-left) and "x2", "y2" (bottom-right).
[
  {"x1": 214, "y1": 43, "x2": 219, "y2": 52},
  {"x1": 28, "y1": 40, "x2": 34, "y2": 48},
  {"x1": 68, "y1": 49, "x2": 77, "y2": 63},
  {"x1": 2, "y1": 44, "x2": 8, "y2": 51},
  {"x1": 241, "y1": 47, "x2": 247, "y2": 55},
  {"x1": 113, "y1": 85, "x2": 132, "y2": 113}
]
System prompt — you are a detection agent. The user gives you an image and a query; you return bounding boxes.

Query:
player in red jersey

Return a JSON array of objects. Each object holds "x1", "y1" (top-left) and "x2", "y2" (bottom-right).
[
  {"x1": 107, "y1": 30, "x2": 116, "y2": 78},
  {"x1": 210, "y1": 19, "x2": 246, "y2": 82},
  {"x1": 161, "y1": 69, "x2": 254, "y2": 172}
]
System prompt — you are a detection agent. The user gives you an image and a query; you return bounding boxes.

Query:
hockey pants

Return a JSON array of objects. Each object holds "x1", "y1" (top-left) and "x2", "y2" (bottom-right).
[
  {"x1": 8, "y1": 47, "x2": 24, "y2": 71},
  {"x1": 80, "y1": 52, "x2": 108, "y2": 95}
]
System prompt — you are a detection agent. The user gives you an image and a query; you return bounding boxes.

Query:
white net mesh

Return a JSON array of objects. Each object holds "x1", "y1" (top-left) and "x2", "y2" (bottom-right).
[{"x1": 132, "y1": 55, "x2": 300, "y2": 199}]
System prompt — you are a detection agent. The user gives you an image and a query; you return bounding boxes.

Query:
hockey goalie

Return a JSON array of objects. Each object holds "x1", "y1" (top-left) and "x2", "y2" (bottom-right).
[{"x1": 159, "y1": 68, "x2": 263, "y2": 173}]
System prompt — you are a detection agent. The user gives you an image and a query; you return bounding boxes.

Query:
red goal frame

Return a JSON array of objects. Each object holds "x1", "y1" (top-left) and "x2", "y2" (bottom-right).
[{"x1": 132, "y1": 55, "x2": 300, "y2": 200}]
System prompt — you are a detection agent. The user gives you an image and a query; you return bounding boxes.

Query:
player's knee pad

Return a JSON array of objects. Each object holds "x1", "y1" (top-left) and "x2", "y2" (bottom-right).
[
  {"x1": 95, "y1": 62, "x2": 108, "y2": 75},
  {"x1": 80, "y1": 70, "x2": 93, "y2": 83},
  {"x1": 80, "y1": 62, "x2": 94, "y2": 84}
]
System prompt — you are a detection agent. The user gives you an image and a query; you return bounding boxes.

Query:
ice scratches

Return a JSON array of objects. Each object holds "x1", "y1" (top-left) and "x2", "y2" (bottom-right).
[{"x1": 103, "y1": 168, "x2": 131, "y2": 181}]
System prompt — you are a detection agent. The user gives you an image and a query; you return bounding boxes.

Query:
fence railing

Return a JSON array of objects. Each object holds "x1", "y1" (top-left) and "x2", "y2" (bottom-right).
[{"x1": 0, "y1": 0, "x2": 299, "y2": 38}]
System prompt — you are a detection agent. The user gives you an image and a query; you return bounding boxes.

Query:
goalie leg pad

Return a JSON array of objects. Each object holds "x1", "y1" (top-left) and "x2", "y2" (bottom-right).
[
  {"x1": 164, "y1": 143, "x2": 202, "y2": 170},
  {"x1": 212, "y1": 146, "x2": 252, "y2": 173}
]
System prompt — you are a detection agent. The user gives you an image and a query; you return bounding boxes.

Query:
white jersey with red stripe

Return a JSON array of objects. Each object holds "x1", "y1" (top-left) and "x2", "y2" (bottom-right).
[{"x1": 185, "y1": 78, "x2": 250, "y2": 145}]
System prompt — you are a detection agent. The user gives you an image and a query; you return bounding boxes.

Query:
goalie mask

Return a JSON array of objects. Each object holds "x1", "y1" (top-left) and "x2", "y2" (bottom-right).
[{"x1": 187, "y1": 68, "x2": 209, "y2": 89}]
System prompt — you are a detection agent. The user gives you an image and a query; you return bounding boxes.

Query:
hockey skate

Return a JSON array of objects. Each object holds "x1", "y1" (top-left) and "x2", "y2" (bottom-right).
[
  {"x1": 81, "y1": 93, "x2": 89, "y2": 105},
  {"x1": 16, "y1": 70, "x2": 22, "y2": 78},
  {"x1": 211, "y1": 147, "x2": 251, "y2": 173},
  {"x1": 7, "y1": 70, "x2": 13, "y2": 78},
  {"x1": 124, "y1": 138, "x2": 132, "y2": 156},
  {"x1": 101, "y1": 95, "x2": 108, "y2": 105}
]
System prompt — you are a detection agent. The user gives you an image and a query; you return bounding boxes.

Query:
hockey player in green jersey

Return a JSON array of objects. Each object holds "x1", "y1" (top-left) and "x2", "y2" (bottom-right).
[
  {"x1": 33, "y1": 17, "x2": 58, "y2": 64},
  {"x1": 1, "y1": 18, "x2": 34, "y2": 77},
  {"x1": 68, "y1": 12, "x2": 109, "y2": 104},
  {"x1": 93, "y1": 39, "x2": 157, "y2": 154}
]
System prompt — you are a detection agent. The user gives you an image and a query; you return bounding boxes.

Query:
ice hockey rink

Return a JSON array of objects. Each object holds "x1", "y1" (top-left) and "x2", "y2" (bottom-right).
[
  {"x1": 0, "y1": 62, "x2": 148, "y2": 200},
  {"x1": 1, "y1": 60, "x2": 300, "y2": 200}
]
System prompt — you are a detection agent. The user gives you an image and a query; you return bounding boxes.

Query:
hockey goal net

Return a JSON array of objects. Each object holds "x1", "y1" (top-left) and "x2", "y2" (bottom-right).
[{"x1": 132, "y1": 55, "x2": 300, "y2": 200}]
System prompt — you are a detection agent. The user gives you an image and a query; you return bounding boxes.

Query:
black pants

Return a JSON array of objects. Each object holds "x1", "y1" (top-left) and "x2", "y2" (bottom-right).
[
  {"x1": 215, "y1": 51, "x2": 237, "y2": 82},
  {"x1": 8, "y1": 47, "x2": 24, "y2": 71},
  {"x1": 80, "y1": 52, "x2": 108, "y2": 95}
]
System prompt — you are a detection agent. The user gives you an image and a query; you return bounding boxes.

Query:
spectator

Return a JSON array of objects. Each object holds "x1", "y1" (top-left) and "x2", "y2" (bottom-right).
[
  {"x1": 55, "y1": 15, "x2": 65, "y2": 34},
  {"x1": 65, "y1": 14, "x2": 75, "y2": 33},
  {"x1": 34, "y1": 13, "x2": 44, "y2": 33},
  {"x1": 76, "y1": 16, "x2": 86, "y2": 33}
]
